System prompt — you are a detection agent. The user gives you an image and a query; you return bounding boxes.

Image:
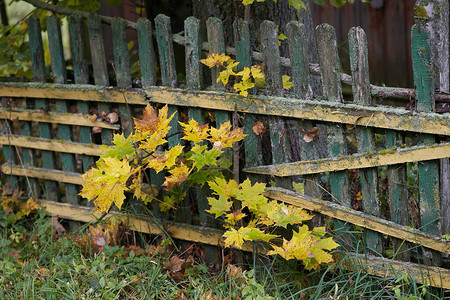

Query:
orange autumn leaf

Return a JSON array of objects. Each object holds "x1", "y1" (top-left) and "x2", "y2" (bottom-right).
[{"x1": 163, "y1": 163, "x2": 191, "y2": 190}]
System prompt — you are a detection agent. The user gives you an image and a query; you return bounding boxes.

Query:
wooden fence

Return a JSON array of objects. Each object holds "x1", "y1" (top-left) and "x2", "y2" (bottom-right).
[{"x1": 0, "y1": 3, "x2": 449, "y2": 289}]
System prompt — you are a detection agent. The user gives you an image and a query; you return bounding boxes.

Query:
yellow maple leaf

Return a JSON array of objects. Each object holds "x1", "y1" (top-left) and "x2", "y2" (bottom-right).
[
  {"x1": 208, "y1": 177, "x2": 239, "y2": 198},
  {"x1": 22, "y1": 198, "x2": 39, "y2": 216},
  {"x1": 224, "y1": 210, "x2": 247, "y2": 228},
  {"x1": 223, "y1": 228, "x2": 246, "y2": 248},
  {"x1": 80, "y1": 157, "x2": 134, "y2": 213},
  {"x1": 282, "y1": 75, "x2": 293, "y2": 90},
  {"x1": 236, "y1": 67, "x2": 251, "y2": 81},
  {"x1": 133, "y1": 104, "x2": 174, "y2": 142},
  {"x1": 209, "y1": 121, "x2": 246, "y2": 148},
  {"x1": 304, "y1": 237, "x2": 340, "y2": 270},
  {"x1": 180, "y1": 119, "x2": 209, "y2": 144},
  {"x1": 163, "y1": 163, "x2": 191, "y2": 190},
  {"x1": 146, "y1": 145, "x2": 184, "y2": 173},
  {"x1": 233, "y1": 79, "x2": 255, "y2": 97},
  {"x1": 251, "y1": 65, "x2": 264, "y2": 79},
  {"x1": 200, "y1": 53, "x2": 230, "y2": 68}
]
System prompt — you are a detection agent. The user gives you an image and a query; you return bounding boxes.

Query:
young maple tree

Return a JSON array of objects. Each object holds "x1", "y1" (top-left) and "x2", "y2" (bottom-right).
[{"x1": 80, "y1": 104, "x2": 339, "y2": 269}]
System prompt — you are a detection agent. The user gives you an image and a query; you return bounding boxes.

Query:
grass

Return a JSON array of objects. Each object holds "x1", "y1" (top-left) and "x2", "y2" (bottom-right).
[{"x1": 0, "y1": 201, "x2": 447, "y2": 299}]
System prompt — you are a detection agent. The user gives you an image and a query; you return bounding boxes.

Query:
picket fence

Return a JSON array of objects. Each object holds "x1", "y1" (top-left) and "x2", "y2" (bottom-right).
[{"x1": 0, "y1": 4, "x2": 449, "y2": 289}]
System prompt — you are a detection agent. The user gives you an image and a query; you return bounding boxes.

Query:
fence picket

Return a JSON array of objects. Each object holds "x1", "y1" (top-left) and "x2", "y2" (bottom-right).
[
  {"x1": 112, "y1": 17, "x2": 133, "y2": 138},
  {"x1": 29, "y1": 16, "x2": 59, "y2": 202},
  {"x1": 69, "y1": 15, "x2": 93, "y2": 174},
  {"x1": 48, "y1": 15, "x2": 79, "y2": 207},
  {"x1": 412, "y1": 24, "x2": 442, "y2": 266},
  {"x1": 137, "y1": 18, "x2": 156, "y2": 88},
  {"x1": 315, "y1": 23, "x2": 350, "y2": 240},
  {"x1": 260, "y1": 20, "x2": 292, "y2": 189},
  {"x1": 206, "y1": 17, "x2": 225, "y2": 91},
  {"x1": 349, "y1": 26, "x2": 383, "y2": 255},
  {"x1": 86, "y1": 14, "x2": 112, "y2": 147}
]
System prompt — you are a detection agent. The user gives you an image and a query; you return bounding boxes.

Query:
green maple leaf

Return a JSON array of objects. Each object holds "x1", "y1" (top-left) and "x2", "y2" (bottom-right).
[
  {"x1": 289, "y1": 0, "x2": 306, "y2": 11},
  {"x1": 239, "y1": 227, "x2": 277, "y2": 242},
  {"x1": 208, "y1": 177, "x2": 239, "y2": 198},
  {"x1": 191, "y1": 148, "x2": 222, "y2": 170},
  {"x1": 206, "y1": 195, "x2": 233, "y2": 218},
  {"x1": 236, "y1": 179, "x2": 268, "y2": 213},
  {"x1": 100, "y1": 133, "x2": 135, "y2": 159}
]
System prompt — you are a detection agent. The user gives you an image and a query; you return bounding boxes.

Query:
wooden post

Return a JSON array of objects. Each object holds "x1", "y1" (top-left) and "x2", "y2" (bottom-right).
[
  {"x1": 155, "y1": 14, "x2": 179, "y2": 148},
  {"x1": 206, "y1": 17, "x2": 225, "y2": 92},
  {"x1": 112, "y1": 17, "x2": 133, "y2": 138},
  {"x1": 260, "y1": 20, "x2": 292, "y2": 189},
  {"x1": 87, "y1": 14, "x2": 112, "y2": 146},
  {"x1": 48, "y1": 15, "x2": 78, "y2": 207},
  {"x1": 316, "y1": 23, "x2": 350, "y2": 242},
  {"x1": 411, "y1": 23, "x2": 442, "y2": 266},
  {"x1": 137, "y1": 18, "x2": 156, "y2": 88},
  {"x1": 29, "y1": 15, "x2": 59, "y2": 202},
  {"x1": 185, "y1": 16, "x2": 203, "y2": 90},
  {"x1": 415, "y1": 0, "x2": 450, "y2": 248},
  {"x1": 69, "y1": 15, "x2": 93, "y2": 173},
  {"x1": 349, "y1": 26, "x2": 383, "y2": 255},
  {"x1": 234, "y1": 19, "x2": 264, "y2": 184}
]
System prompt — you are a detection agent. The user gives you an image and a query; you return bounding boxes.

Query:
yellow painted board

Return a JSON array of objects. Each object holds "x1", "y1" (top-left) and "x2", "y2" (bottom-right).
[
  {"x1": 0, "y1": 83, "x2": 448, "y2": 136},
  {"x1": 1, "y1": 164, "x2": 83, "y2": 185},
  {"x1": 41, "y1": 200, "x2": 254, "y2": 252},
  {"x1": 0, "y1": 109, "x2": 119, "y2": 130},
  {"x1": 339, "y1": 252, "x2": 450, "y2": 289},
  {"x1": 265, "y1": 188, "x2": 450, "y2": 254},
  {"x1": 0, "y1": 135, "x2": 103, "y2": 156},
  {"x1": 245, "y1": 143, "x2": 450, "y2": 176}
]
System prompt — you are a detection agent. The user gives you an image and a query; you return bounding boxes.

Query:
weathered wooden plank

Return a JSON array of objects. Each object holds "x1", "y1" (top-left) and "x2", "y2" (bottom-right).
[
  {"x1": 286, "y1": 21, "x2": 311, "y2": 99},
  {"x1": 69, "y1": 14, "x2": 93, "y2": 172},
  {"x1": 261, "y1": 20, "x2": 291, "y2": 189},
  {"x1": 315, "y1": 24, "x2": 350, "y2": 232},
  {"x1": 264, "y1": 188, "x2": 450, "y2": 254},
  {"x1": 137, "y1": 18, "x2": 156, "y2": 88},
  {"x1": 155, "y1": 14, "x2": 179, "y2": 148},
  {"x1": 48, "y1": 15, "x2": 78, "y2": 205},
  {"x1": 0, "y1": 83, "x2": 449, "y2": 136},
  {"x1": 112, "y1": 17, "x2": 133, "y2": 139},
  {"x1": 185, "y1": 17, "x2": 203, "y2": 90},
  {"x1": 184, "y1": 16, "x2": 204, "y2": 225},
  {"x1": 0, "y1": 135, "x2": 102, "y2": 156},
  {"x1": 339, "y1": 252, "x2": 450, "y2": 290},
  {"x1": 87, "y1": 14, "x2": 113, "y2": 145},
  {"x1": 349, "y1": 26, "x2": 382, "y2": 255},
  {"x1": 206, "y1": 17, "x2": 225, "y2": 91},
  {"x1": 27, "y1": 15, "x2": 51, "y2": 199},
  {"x1": 27, "y1": 15, "x2": 46, "y2": 82},
  {"x1": 41, "y1": 200, "x2": 253, "y2": 252},
  {"x1": 412, "y1": 24, "x2": 442, "y2": 266},
  {"x1": 155, "y1": 14, "x2": 177, "y2": 88},
  {"x1": 87, "y1": 14, "x2": 109, "y2": 86},
  {"x1": 233, "y1": 19, "x2": 264, "y2": 184},
  {"x1": 0, "y1": 110, "x2": 119, "y2": 129},
  {"x1": 386, "y1": 130, "x2": 411, "y2": 261},
  {"x1": 244, "y1": 142, "x2": 450, "y2": 176},
  {"x1": 233, "y1": 19, "x2": 251, "y2": 72},
  {"x1": 47, "y1": 15, "x2": 67, "y2": 84},
  {"x1": 1, "y1": 164, "x2": 83, "y2": 185},
  {"x1": 286, "y1": 20, "x2": 325, "y2": 235}
]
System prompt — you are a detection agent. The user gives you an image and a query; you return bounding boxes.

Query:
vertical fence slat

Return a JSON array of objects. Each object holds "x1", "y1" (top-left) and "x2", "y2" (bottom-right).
[
  {"x1": 23, "y1": 15, "x2": 45, "y2": 196},
  {"x1": 48, "y1": 15, "x2": 79, "y2": 207},
  {"x1": 349, "y1": 26, "x2": 383, "y2": 255},
  {"x1": 386, "y1": 131, "x2": 410, "y2": 261},
  {"x1": 315, "y1": 23, "x2": 350, "y2": 237},
  {"x1": 234, "y1": 19, "x2": 264, "y2": 184},
  {"x1": 28, "y1": 16, "x2": 59, "y2": 202},
  {"x1": 411, "y1": 24, "x2": 442, "y2": 266},
  {"x1": 155, "y1": 14, "x2": 179, "y2": 148},
  {"x1": 260, "y1": 20, "x2": 291, "y2": 189},
  {"x1": 87, "y1": 14, "x2": 112, "y2": 146},
  {"x1": 185, "y1": 17, "x2": 203, "y2": 90},
  {"x1": 137, "y1": 18, "x2": 156, "y2": 88},
  {"x1": 183, "y1": 16, "x2": 205, "y2": 225},
  {"x1": 112, "y1": 17, "x2": 134, "y2": 139},
  {"x1": 206, "y1": 17, "x2": 225, "y2": 91},
  {"x1": 69, "y1": 15, "x2": 93, "y2": 173}
]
